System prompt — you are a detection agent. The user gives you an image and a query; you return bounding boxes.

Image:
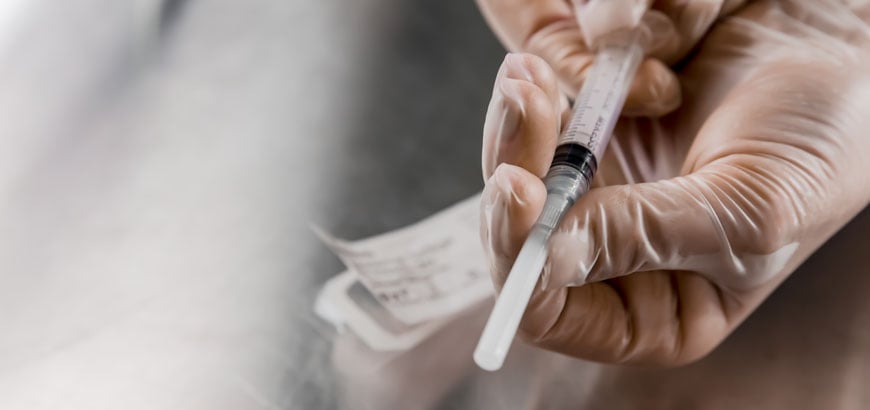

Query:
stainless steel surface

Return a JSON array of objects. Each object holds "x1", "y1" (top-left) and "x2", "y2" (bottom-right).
[{"x1": 0, "y1": 0, "x2": 500, "y2": 408}]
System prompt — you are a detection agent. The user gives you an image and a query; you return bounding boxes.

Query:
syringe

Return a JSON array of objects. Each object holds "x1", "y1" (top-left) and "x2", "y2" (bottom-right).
[{"x1": 474, "y1": 32, "x2": 644, "y2": 372}]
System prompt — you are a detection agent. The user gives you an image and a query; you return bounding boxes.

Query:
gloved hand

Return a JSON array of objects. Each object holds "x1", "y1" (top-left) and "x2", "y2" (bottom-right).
[
  {"x1": 480, "y1": 0, "x2": 870, "y2": 365},
  {"x1": 476, "y1": 0, "x2": 748, "y2": 117}
]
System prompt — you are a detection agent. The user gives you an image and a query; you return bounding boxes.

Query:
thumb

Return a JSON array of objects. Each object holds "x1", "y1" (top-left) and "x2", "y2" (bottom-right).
[
  {"x1": 480, "y1": 149, "x2": 758, "y2": 293},
  {"x1": 543, "y1": 161, "x2": 801, "y2": 291},
  {"x1": 480, "y1": 160, "x2": 735, "y2": 291}
]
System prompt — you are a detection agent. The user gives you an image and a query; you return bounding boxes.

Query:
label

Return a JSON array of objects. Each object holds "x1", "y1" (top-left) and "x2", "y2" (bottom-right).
[
  {"x1": 314, "y1": 271, "x2": 451, "y2": 351},
  {"x1": 314, "y1": 194, "x2": 491, "y2": 326}
]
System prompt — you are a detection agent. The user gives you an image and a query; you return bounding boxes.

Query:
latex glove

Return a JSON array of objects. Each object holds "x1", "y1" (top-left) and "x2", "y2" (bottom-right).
[
  {"x1": 480, "y1": 0, "x2": 870, "y2": 365},
  {"x1": 476, "y1": 0, "x2": 748, "y2": 117}
]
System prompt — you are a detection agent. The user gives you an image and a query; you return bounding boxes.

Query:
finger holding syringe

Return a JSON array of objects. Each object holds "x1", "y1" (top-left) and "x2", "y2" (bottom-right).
[{"x1": 474, "y1": 26, "x2": 645, "y2": 370}]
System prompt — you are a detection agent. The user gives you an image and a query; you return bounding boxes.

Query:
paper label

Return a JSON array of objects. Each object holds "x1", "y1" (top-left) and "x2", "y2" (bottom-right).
[
  {"x1": 314, "y1": 271, "x2": 450, "y2": 351},
  {"x1": 314, "y1": 194, "x2": 491, "y2": 326}
]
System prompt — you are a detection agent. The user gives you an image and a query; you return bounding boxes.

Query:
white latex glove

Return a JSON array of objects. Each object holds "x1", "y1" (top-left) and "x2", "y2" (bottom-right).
[{"x1": 480, "y1": 0, "x2": 870, "y2": 365}]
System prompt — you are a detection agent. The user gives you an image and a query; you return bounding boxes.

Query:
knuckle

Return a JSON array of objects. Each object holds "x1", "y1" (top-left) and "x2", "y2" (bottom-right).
[
  {"x1": 706, "y1": 158, "x2": 798, "y2": 256},
  {"x1": 746, "y1": 199, "x2": 794, "y2": 255}
]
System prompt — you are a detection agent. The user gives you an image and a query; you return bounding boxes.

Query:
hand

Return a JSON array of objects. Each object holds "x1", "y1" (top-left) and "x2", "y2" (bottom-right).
[
  {"x1": 480, "y1": 0, "x2": 870, "y2": 365},
  {"x1": 476, "y1": 0, "x2": 748, "y2": 117}
]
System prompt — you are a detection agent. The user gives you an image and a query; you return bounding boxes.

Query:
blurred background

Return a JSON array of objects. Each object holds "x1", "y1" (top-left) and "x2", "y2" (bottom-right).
[
  {"x1": 0, "y1": 0, "x2": 501, "y2": 408},
  {"x1": 0, "y1": 1, "x2": 867, "y2": 409}
]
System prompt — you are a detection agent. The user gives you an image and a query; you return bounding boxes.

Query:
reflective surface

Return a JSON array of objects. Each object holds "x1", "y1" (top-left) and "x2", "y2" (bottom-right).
[
  {"x1": 0, "y1": 0, "x2": 499, "y2": 408},
  {"x1": 0, "y1": 1, "x2": 867, "y2": 409}
]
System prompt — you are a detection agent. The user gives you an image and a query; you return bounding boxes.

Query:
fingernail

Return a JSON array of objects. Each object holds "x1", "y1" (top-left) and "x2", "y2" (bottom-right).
[
  {"x1": 541, "y1": 217, "x2": 597, "y2": 289},
  {"x1": 504, "y1": 53, "x2": 536, "y2": 83},
  {"x1": 497, "y1": 74, "x2": 525, "y2": 105},
  {"x1": 493, "y1": 164, "x2": 525, "y2": 207},
  {"x1": 482, "y1": 167, "x2": 512, "y2": 265},
  {"x1": 500, "y1": 95, "x2": 522, "y2": 144},
  {"x1": 485, "y1": 165, "x2": 527, "y2": 253},
  {"x1": 480, "y1": 177, "x2": 502, "y2": 256},
  {"x1": 495, "y1": 80, "x2": 523, "y2": 144},
  {"x1": 482, "y1": 76, "x2": 524, "y2": 181}
]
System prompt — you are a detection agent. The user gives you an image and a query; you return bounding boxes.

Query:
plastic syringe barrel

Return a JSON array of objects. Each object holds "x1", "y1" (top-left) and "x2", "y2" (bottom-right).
[
  {"x1": 473, "y1": 34, "x2": 643, "y2": 372},
  {"x1": 558, "y1": 35, "x2": 644, "y2": 157}
]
